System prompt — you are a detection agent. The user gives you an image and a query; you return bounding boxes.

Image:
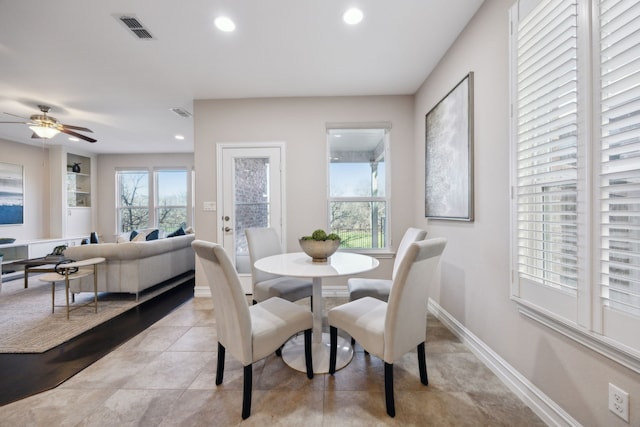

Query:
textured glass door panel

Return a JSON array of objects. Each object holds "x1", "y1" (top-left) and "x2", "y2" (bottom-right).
[{"x1": 234, "y1": 157, "x2": 271, "y2": 274}]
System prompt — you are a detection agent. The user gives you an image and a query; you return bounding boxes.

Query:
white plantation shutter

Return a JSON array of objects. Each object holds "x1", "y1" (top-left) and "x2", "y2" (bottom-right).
[
  {"x1": 514, "y1": 0, "x2": 580, "y2": 320},
  {"x1": 511, "y1": 0, "x2": 640, "y2": 365},
  {"x1": 598, "y1": 0, "x2": 640, "y2": 347}
]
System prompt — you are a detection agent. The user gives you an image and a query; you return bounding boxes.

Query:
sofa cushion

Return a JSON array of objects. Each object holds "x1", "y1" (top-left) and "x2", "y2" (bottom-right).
[
  {"x1": 131, "y1": 231, "x2": 147, "y2": 242},
  {"x1": 167, "y1": 226, "x2": 186, "y2": 238},
  {"x1": 145, "y1": 229, "x2": 160, "y2": 241}
]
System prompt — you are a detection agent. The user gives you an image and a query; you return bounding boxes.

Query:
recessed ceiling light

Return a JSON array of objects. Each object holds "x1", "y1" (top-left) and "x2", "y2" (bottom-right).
[
  {"x1": 214, "y1": 16, "x2": 236, "y2": 32},
  {"x1": 343, "y1": 8, "x2": 363, "y2": 25},
  {"x1": 175, "y1": 134, "x2": 185, "y2": 140}
]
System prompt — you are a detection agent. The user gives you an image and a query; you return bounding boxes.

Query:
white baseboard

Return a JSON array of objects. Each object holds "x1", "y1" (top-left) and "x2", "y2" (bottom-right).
[{"x1": 427, "y1": 298, "x2": 580, "y2": 427}]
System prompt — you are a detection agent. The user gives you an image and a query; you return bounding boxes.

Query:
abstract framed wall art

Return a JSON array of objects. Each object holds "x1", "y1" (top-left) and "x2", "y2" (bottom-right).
[
  {"x1": 425, "y1": 72, "x2": 474, "y2": 221},
  {"x1": 0, "y1": 162, "x2": 24, "y2": 225}
]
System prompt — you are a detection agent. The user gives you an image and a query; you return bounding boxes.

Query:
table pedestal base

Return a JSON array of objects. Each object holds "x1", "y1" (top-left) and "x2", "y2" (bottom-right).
[{"x1": 281, "y1": 332, "x2": 353, "y2": 374}]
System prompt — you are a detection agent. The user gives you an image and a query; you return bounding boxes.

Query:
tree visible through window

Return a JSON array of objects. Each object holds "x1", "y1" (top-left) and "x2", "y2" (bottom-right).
[
  {"x1": 328, "y1": 127, "x2": 389, "y2": 250},
  {"x1": 117, "y1": 169, "x2": 189, "y2": 234},
  {"x1": 117, "y1": 170, "x2": 149, "y2": 233},
  {"x1": 156, "y1": 170, "x2": 188, "y2": 233}
]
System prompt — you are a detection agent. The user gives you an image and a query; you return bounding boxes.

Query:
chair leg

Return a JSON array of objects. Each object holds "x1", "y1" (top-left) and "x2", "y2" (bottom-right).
[
  {"x1": 417, "y1": 342, "x2": 428, "y2": 385},
  {"x1": 329, "y1": 326, "x2": 337, "y2": 375},
  {"x1": 216, "y1": 342, "x2": 225, "y2": 385},
  {"x1": 242, "y1": 364, "x2": 252, "y2": 419},
  {"x1": 350, "y1": 336, "x2": 369, "y2": 354},
  {"x1": 304, "y1": 328, "x2": 313, "y2": 379},
  {"x1": 384, "y1": 362, "x2": 396, "y2": 417}
]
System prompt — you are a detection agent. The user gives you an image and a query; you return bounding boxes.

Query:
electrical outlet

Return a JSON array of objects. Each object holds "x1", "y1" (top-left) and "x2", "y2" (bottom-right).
[{"x1": 609, "y1": 383, "x2": 629, "y2": 423}]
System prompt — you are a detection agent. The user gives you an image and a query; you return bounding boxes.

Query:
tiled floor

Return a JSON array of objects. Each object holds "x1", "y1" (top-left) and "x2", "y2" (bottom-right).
[{"x1": 0, "y1": 296, "x2": 546, "y2": 426}]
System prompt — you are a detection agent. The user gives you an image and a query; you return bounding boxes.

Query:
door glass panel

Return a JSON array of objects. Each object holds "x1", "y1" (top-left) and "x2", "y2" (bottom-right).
[{"x1": 234, "y1": 157, "x2": 271, "y2": 273}]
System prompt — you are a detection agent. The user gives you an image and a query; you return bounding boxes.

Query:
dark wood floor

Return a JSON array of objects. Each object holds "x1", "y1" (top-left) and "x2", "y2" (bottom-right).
[{"x1": 0, "y1": 275, "x2": 194, "y2": 407}]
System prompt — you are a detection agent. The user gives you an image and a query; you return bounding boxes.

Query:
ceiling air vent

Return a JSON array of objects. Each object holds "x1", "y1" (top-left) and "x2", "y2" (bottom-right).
[
  {"x1": 116, "y1": 15, "x2": 154, "y2": 40},
  {"x1": 170, "y1": 108, "x2": 192, "y2": 118}
]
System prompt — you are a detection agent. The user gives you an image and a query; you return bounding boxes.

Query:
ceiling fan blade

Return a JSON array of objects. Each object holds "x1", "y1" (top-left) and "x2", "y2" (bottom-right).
[
  {"x1": 59, "y1": 128, "x2": 97, "y2": 143},
  {"x1": 2, "y1": 112, "x2": 29, "y2": 120},
  {"x1": 0, "y1": 121, "x2": 30, "y2": 124},
  {"x1": 61, "y1": 123, "x2": 93, "y2": 133}
]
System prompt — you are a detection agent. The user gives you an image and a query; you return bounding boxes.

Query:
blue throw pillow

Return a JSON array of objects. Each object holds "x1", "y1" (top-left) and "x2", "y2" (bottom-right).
[
  {"x1": 167, "y1": 226, "x2": 186, "y2": 238},
  {"x1": 146, "y1": 229, "x2": 160, "y2": 241},
  {"x1": 129, "y1": 230, "x2": 139, "y2": 241}
]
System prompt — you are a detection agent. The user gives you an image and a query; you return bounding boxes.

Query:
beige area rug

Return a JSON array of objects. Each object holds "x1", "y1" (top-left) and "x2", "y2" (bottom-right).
[{"x1": 0, "y1": 273, "x2": 192, "y2": 353}]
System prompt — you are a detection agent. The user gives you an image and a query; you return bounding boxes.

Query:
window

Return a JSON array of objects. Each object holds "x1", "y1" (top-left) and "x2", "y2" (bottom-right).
[
  {"x1": 117, "y1": 170, "x2": 149, "y2": 233},
  {"x1": 117, "y1": 168, "x2": 190, "y2": 234},
  {"x1": 155, "y1": 169, "x2": 188, "y2": 233},
  {"x1": 510, "y1": 0, "x2": 640, "y2": 367},
  {"x1": 327, "y1": 125, "x2": 390, "y2": 250}
]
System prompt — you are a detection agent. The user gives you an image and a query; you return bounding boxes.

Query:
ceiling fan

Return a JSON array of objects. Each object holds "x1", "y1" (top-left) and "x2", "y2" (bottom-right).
[{"x1": 0, "y1": 104, "x2": 97, "y2": 143}]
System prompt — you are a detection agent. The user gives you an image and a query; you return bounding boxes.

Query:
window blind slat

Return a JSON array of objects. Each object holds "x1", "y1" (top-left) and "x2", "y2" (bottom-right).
[
  {"x1": 519, "y1": 0, "x2": 574, "y2": 50},
  {"x1": 600, "y1": 0, "x2": 640, "y2": 318},
  {"x1": 519, "y1": 95, "x2": 577, "y2": 131},
  {"x1": 519, "y1": 49, "x2": 577, "y2": 98},
  {"x1": 515, "y1": 0, "x2": 579, "y2": 297},
  {"x1": 518, "y1": 119, "x2": 577, "y2": 145}
]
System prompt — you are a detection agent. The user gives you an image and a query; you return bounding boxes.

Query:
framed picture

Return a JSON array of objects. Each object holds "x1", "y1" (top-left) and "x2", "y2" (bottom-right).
[
  {"x1": 425, "y1": 72, "x2": 474, "y2": 221},
  {"x1": 0, "y1": 162, "x2": 24, "y2": 225}
]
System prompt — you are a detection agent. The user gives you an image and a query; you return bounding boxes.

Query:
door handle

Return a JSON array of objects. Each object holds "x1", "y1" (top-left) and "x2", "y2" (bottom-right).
[{"x1": 224, "y1": 226, "x2": 233, "y2": 232}]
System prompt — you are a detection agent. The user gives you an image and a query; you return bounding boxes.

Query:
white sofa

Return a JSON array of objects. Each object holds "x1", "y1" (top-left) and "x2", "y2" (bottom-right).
[{"x1": 63, "y1": 234, "x2": 195, "y2": 299}]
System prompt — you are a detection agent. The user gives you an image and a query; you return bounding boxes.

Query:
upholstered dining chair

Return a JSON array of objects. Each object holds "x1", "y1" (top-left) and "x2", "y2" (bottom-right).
[
  {"x1": 245, "y1": 227, "x2": 313, "y2": 306},
  {"x1": 347, "y1": 227, "x2": 427, "y2": 303},
  {"x1": 328, "y1": 237, "x2": 446, "y2": 417},
  {"x1": 192, "y1": 240, "x2": 313, "y2": 420}
]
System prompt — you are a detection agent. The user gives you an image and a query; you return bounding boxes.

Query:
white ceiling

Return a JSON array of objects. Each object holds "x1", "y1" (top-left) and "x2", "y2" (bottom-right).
[{"x1": 0, "y1": 0, "x2": 484, "y2": 154}]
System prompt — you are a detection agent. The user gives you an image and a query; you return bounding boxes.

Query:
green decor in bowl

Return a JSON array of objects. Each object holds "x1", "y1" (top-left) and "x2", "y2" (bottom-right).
[{"x1": 299, "y1": 229, "x2": 341, "y2": 263}]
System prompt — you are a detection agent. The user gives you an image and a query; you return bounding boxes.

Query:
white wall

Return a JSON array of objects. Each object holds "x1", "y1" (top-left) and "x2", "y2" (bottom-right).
[
  {"x1": 193, "y1": 96, "x2": 415, "y2": 288},
  {"x1": 0, "y1": 138, "x2": 50, "y2": 240},
  {"x1": 413, "y1": 0, "x2": 640, "y2": 425},
  {"x1": 96, "y1": 153, "x2": 195, "y2": 243}
]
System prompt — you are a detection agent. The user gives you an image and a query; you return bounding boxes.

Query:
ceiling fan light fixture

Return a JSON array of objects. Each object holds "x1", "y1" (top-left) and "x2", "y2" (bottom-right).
[{"x1": 29, "y1": 125, "x2": 60, "y2": 139}]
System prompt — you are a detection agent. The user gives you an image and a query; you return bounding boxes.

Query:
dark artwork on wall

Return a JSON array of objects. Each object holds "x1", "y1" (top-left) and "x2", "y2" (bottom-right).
[
  {"x1": 425, "y1": 72, "x2": 474, "y2": 221},
  {"x1": 0, "y1": 162, "x2": 24, "y2": 225}
]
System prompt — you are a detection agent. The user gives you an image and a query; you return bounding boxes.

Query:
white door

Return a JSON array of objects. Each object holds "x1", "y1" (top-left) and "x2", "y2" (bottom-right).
[{"x1": 218, "y1": 143, "x2": 285, "y2": 293}]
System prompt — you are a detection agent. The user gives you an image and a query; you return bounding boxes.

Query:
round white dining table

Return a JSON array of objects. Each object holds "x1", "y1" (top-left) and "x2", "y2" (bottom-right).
[{"x1": 254, "y1": 251, "x2": 379, "y2": 373}]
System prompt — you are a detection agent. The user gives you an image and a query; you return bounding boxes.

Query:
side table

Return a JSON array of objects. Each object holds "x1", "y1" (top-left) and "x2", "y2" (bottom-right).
[
  {"x1": 38, "y1": 257, "x2": 105, "y2": 319},
  {"x1": 11, "y1": 256, "x2": 66, "y2": 289}
]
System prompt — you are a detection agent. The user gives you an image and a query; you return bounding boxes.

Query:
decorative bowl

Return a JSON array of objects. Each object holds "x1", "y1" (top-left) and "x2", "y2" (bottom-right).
[
  {"x1": 0, "y1": 238, "x2": 16, "y2": 245},
  {"x1": 299, "y1": 238, "x2": 340, "y2": 263}
]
